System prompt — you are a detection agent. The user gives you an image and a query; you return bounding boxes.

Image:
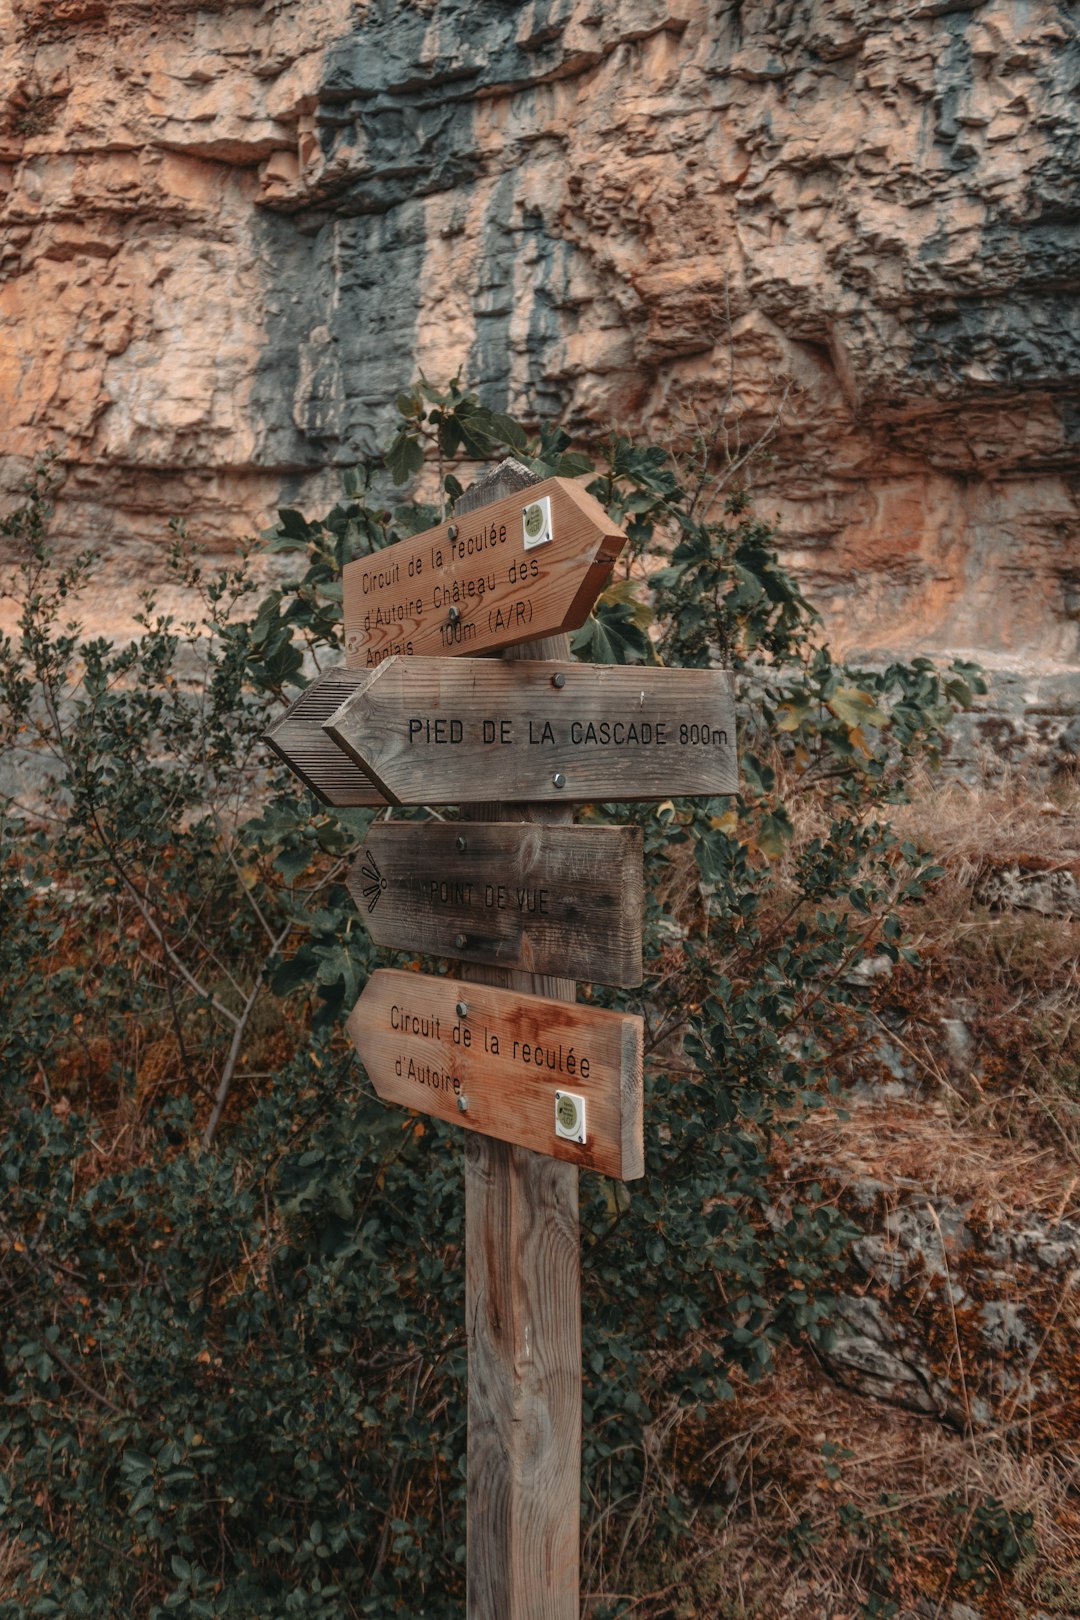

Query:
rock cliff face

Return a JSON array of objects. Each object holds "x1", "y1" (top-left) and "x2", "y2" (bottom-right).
[{"x1": 2, "y1": 0, "x2": 1078, "y2": 664}]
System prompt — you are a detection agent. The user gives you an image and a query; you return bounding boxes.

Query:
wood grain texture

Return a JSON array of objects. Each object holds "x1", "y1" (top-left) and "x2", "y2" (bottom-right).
[
  {"x1": 465, "y1": 1133, "x2": 581, "y2": 1620},
  {"x1": 341, "y1": 475, "x2": 627, "y2": 668},
  {"x1": 458, "y1": 464, "x2": 582, "y2": 1620},
  {"x1": 345, "y1": 969, "x2": 643, "y2": 1181},
  {"x1": 263, "y1": 668, "x2": 386, "y2": 806},
  {"x1": 325, "y1": 656, "x2": 738, "y2": 805},
  {"x1": 349, "y1": 822, "x2": 643, "y2": 987}
]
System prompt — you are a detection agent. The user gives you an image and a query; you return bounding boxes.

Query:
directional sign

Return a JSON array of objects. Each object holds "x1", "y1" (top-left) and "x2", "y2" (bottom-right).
[
  {"x1": 349, "y1": 822, "x2": 643, "y2": 986},
  {"x1": 324, "y1": 656, "x2": 738, "y2": 804},
  {"x1": 342, "y1": 476, "x2": 626, "y2": 668},
  {"x1": 264, "y1": 669, "x2": 386, "y2": 806},
  {"x1": 346, "y1": 968, "x2": 644, "y2": 1180}
]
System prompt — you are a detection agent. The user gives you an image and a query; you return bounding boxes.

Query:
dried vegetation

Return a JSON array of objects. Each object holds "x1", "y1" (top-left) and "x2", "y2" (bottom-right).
[{"x1": 590, "y1": 768, "x2": 1080, "y2": 1618}]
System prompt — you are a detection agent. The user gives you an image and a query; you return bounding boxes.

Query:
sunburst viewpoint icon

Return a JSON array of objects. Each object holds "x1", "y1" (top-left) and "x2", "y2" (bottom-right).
[{"x1": 359, "y1": 850, "x2": 386, "y2": 913}]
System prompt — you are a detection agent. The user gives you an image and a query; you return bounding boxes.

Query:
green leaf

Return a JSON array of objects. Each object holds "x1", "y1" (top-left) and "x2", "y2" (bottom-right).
[
  {"x1": 571, "y1": 600, "x2": 654, "y2": 665},
  {"x1": 756, "y1": 808, "x2": 794, "y2": 858},
  {"x1": 276, "y1": 508, "x2": 311, "y2": 541},
  {"x1": 385, "y1": 431, "x2": 425, "y2": 485},
  {"x1": 486, "y1": 412, "x2": 528, "y2": 451},
  {"x1": 271, "y1": 947, "x2": 319, "y2": 996},
  {"x1": 775, "y1": 697, "x2": 818, "y2": 732},
  {"x1": 555, "y1": 450, "x2": 595, "y2": 478},
  {"x1": 827, "y1": 687, "x2": 890, "y2": 730}
]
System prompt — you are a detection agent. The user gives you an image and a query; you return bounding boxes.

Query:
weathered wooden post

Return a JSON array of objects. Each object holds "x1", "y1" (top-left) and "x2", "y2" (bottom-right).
[
  {"x1": 459, "y1": 465, "x2": 584, "y2": 1620},
  {"x1": 267, "y1": 457, "x2": 737, "y2": 1617}
]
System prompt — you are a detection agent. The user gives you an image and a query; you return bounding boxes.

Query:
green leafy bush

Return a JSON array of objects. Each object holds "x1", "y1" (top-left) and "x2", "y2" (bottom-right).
[
  {"x1": 0, "y1": 386, "x2": 981, "y2": 1616},
  {"x1": 949, "y1": 1493, "x2": 1036, "y2": 1594}
]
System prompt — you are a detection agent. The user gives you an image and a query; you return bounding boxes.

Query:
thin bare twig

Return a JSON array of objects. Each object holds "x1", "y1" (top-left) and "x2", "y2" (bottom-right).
[
  {"x1": 95, "y1": 833, "x2": 241, "y2": 1027},
  {"x1": 212, "y1": 810, "x2": 279, "y2": 948},
  {"x1": 37, "y1": 1335, "x2": 127, "y2": 1416},
  {"x1": 200, "y1": 921, "x2": 293, "y2": 1151}
]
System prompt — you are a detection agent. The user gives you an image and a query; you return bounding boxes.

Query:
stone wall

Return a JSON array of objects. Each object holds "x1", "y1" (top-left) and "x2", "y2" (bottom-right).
[{"x1": 2, "y1": 0, "x2": 1078, "y2": 665}]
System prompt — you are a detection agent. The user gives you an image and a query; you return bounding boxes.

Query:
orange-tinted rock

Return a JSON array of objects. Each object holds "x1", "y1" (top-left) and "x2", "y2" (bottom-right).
[{"x1": 1, "y1": 0, "x2": 1077, "y2": 665}]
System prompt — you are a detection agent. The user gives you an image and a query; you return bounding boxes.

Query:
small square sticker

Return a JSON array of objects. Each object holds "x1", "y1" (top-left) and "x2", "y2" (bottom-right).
[
  {"x1": 522, "y1": 495, "x2": 553, "y2": 550},
  {"x1": 554, "y1": 1090, "x2": 586, "y2": 1145}
]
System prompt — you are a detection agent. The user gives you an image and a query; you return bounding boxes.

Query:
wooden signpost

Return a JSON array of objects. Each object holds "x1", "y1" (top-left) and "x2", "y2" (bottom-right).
[
  {"x1": 346, "y1": 969, "x2": 643, "y2": 1180},
  {"x1": 325, "y1": 656, "x2": 738, "y2": 804},
  {"x1": 265, "y1": 457, "x2": 739, "y2": 1619},
  {"x1": 342, "y1": 475, "x2": 626, "y2": 667},
  {"x1": 350, "y1": 822, "x2": 643, "y2": 986}
]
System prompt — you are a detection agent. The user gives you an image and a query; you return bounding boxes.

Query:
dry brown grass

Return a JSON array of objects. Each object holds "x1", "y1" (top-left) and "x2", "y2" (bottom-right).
[
  {"x1": 855, "y1": 771, "x2": 1080, "y2": 1159},
  {"x1": 0, "y1": 1535, "x2": 28, "y2": 1599},
  {"x1": 786, "y1": 1099, "x2": 1080, "y2": 1231},
  {"x1": 584, "y1": 767, "x2": 1080, "y2": 1616},
  {"x1": 586, "y1": 1350, "x2": 1080, "y2": 1619},
  {"x1": 890, "y1": 772, "x2": 1079, "y2": 878}
]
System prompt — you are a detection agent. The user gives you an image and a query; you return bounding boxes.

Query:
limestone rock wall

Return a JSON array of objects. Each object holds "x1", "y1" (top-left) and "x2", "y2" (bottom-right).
[{"x1": 2, "y1": 0, "x2": 1078, "y2": 663}]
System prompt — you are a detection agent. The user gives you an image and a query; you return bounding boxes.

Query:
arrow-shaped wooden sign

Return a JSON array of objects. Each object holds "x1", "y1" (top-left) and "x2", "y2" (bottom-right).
[
  {"x1": 264, "y1": 669, "x2": 386, "y2": 806},
  {"x1": 343, "y1": 476, "x2": 626, "y2": 668},
  {"x1": 346, "y1": 968, "x2": 644, "y2": 1180},
  {"x1": 324, "y1": 656, "x2": 738, "y2": 804},
  {"x1": 349, "y1": 822, "x2": 643, "y2": 986}
]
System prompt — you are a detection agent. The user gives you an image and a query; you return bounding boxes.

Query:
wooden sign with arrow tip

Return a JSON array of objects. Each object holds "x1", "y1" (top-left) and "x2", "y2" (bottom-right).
[
  {"x1": 264, "y1": 669, "x2": 386, "y2": 806},
  {"x1": 325, "y1": 656, "x2": 738, "y2": 805},
  {"x1": 343, "y1": 476, "x2": 627, "y2": 668},
  {"x1": 348, "y1": 822, "x2": 643, "y2": 986},
  {"x1": 346, "y1": 968, "x2": 645, "y2": 1181}
]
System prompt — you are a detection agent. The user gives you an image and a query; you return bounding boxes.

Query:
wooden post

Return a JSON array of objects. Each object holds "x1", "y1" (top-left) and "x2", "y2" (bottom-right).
[{"x1": 458, "y1": 463, "x2": 581, "y2": 1619}]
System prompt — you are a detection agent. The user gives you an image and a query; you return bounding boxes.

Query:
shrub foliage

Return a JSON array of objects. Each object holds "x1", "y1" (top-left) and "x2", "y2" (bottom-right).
[{"x1": 0, "y1": 389, "x2": 981, "y2": 1617}]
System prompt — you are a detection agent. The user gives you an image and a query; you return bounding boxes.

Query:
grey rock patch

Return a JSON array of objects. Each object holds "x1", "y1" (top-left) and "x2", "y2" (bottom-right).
[
  {"x1": 844, "y1": 955, "x2": 895, "y2": 987},
  {"x1": 813, "y1": 1168, "x2": 1080, "y2": 1432},
  {"x1": 973, "y1": 862, "x2": 1080, "y2": 919},
  {"x1": 940, "y1": 1016, "x2": 974, "y2": 1068}
]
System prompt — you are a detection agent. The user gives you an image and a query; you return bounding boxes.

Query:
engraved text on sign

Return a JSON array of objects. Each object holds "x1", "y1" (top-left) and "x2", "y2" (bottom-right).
[
  {"x1": 347, "y1": 969, "x2": 644, "y2": 1181},
  {"x1": 342, "y1": 477, "x2": 626, "y2": 667},
  {"x1": 349, "y1": 822, "x2": 643, "y2": 986},
  {"x1": 326, "y1": 657, "x2": 738, "y2": 804}
]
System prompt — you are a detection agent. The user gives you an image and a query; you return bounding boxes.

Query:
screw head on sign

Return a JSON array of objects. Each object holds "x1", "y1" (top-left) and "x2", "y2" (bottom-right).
[
  {"x1": 552, "y1": 773, "x2": 566, "y2": 789},
  {"x1": 447, "y1": 524, "x2": 458, "y2": 540},
  {"x1": 457, "y1": 1095, "x2": 468, "y2": 1113},
  {"x1": 456, "y1": 835, "x2": 467, "y2": 852},
  {"x1": 456, "y1": 999, "x2": 469, "y2": 1017},
  {"x1": 448, "y1": 605, "x2": 461, "y2": 624},
  {"x1": 551, "y1": 672, "x2": 566, "y2": 689},
  {"x1": 454, "y1": 935, "x2": 468, "y2": 951}
]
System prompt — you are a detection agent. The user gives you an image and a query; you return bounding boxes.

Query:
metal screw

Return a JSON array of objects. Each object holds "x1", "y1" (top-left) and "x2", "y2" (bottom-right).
[
  {"x1": 455, "y1": 835, "x2": 467, "y2": 852},
  {"x1": 551, "y1": 672, "x2": 566, "y2": 689},
  {"x1": 448, "y1": 605, "x2": 461, "y2": 624},
  {"x1": 552, "y1": 773, "x2": 566, "y2": 789},
  {"x1": 456, "y1": 998, "x2": 469, "y2": 1017},
  {"x1": 457, "y1": 1095, "x2": 469, "y2": 1113},
  {"x1": 447, "y1": 524, "x2": 458, "y2": 540}
]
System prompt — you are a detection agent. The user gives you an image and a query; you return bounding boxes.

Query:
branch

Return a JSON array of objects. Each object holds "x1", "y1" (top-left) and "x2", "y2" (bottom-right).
[
  {"x1": 212, "y1": 813, "x2": 278, "y2": 948},
  {"x1": 38, "y1": 1335, "x2": 128, "y2": 1416},
  {"x1": 104, "y1": 849, "x2": 240, "y2": 1027},
  {"x1": 201, "y1": 921, "x2": 293, "y2": 1151}
]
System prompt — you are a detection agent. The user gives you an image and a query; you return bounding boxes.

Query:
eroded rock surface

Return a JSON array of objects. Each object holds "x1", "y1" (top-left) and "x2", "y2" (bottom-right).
[
  {"x1": 790, "y1": 1104, "x2": 1080, "y2": 1447},
  {"x1": 1, "y1": 0, "x2": 1078, "y2": 663}
]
